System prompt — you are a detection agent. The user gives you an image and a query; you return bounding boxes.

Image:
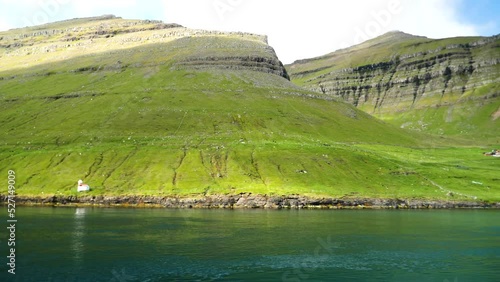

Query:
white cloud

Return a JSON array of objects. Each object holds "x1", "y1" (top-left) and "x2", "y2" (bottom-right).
[
  {"x1": 71, "y1": 0, "x2": 137, "y2": 17},
  {"x1": 162, "y1": 0, "x2": 484, "y2": 63},
  {"x1": 162, "y1": 0, "x2": 393, "y2": 63},
  {"x1": 392, "y1": 0, "x2": 479, "y2": 39},
  {"x1": 0, "y1": 18, "x2": 13, "y2": 31}
]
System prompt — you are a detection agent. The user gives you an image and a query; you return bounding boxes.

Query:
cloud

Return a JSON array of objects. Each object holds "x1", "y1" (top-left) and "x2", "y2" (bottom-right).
[
  {"x1": 162, "y1": 0, "x2": 484, "y2": 63},
  {"x1": 0, "y1": 18, "x2": 13, "y2": 31},
  {"x1": 2, "y1": 0, "x2": 75, "y2": 28},
  {"x1": 392, "y1": 0, "x2": 479, "y2": 39},
  {"x1": 162, "y1": 0, "x2": 395, "y2": 63},
  {"x1": 71, "y1": 0, "x2": 137, "y2": 17}
]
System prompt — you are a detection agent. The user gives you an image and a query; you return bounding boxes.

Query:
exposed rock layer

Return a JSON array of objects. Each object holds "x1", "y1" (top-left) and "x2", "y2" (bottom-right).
[
  {"x1": 0, "y1": 15, "x2": 289, "y2": 79},
  {"x1": 3, "y1": 194, "x2": 498, "y2": 209},
  {"x1": 288, "y1": 32, "x2": 499, "y2": 114}
]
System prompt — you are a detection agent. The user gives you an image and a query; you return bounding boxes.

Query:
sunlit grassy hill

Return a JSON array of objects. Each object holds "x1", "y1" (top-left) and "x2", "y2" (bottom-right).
[
  {"x1": 0, "y1": 17, "x2": 498, "y2": 202},
  {"x1": 287, "y1": 31, "x2": 500, "y2": 142}
]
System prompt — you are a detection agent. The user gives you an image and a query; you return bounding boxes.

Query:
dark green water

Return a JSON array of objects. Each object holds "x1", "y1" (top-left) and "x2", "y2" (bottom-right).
[{"x1": 1, "y1": 207, "x2": 499, "y2": 281}]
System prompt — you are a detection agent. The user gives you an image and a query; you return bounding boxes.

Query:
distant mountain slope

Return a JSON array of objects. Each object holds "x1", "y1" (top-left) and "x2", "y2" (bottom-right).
[
  {"x1": 0, "y1": 18, "x2": 498, "y2": 202},
  {"x1": 287, "y1": 31, "x2": 500, "y2": 140}
]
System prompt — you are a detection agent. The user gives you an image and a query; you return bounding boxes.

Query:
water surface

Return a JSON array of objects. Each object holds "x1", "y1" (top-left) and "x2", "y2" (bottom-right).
[{"x1": 2, "y1": 207, "x2": 499, "y2": 281}]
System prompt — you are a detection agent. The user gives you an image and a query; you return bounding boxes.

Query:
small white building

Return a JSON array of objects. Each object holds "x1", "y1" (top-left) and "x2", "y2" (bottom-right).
[{"x1": 77, "y1": 180, "x2": 90, "y2": 192}]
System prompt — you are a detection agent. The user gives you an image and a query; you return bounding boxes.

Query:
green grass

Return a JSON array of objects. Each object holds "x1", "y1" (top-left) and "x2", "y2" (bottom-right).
[
  {"x1": 0, "y1": 19, "x2": 498, "y2": 202},
  {"x1": 287, "y1": 32, "x2": 486, "y2": 82},
  {"x1": 382, "y1": 96, "x2": 500, "y2": 143},
  {"x1": 1, "y1": 63, "x2": 497, "y2": 201},
  {"x1": 2, "y1": 138, "x2": 498, "y2": 201},
  {"x1": 287, "y1": 31, "x2": 500, "y2": 145}
]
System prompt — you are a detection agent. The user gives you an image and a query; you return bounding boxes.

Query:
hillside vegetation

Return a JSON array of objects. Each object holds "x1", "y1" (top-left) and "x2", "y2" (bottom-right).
[
  {"x1": 1, "y1": 17, "x2": 498, "y2": 202},
  {"x1": 287, "y1": 31, "x2": 500, "y2": 142}
]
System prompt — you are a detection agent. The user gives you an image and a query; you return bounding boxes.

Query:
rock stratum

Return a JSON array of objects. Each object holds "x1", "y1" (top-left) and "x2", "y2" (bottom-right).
[
  {"x1": 287, "y1": 31, "x2": 500, "y2": 139},
  {"x1": 3, "y1": 194, "x2": 499, "y2": 209},
  {"x1": 1, "y1": 15, "x2": 288, "y2": 79}
]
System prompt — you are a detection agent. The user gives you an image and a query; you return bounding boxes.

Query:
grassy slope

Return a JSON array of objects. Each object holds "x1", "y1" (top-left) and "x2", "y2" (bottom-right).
[
  {"x1": 0, "y1": 23, "x2": 498, "y2": 202},
  {"x1": 287, "y1": 32, "x2": 500, "y2": 142},
  {"x1": 288, "y1": 32, "x2": 485, "y2": 83}
]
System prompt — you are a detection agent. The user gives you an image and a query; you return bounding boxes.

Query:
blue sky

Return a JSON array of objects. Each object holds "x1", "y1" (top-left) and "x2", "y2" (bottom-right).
[
  {"x1": 0, "y1": 0, "x2": 498, "y2": 63},
  {"x1": 455, "y1": 0, "x2": 499, "y2": 34}
]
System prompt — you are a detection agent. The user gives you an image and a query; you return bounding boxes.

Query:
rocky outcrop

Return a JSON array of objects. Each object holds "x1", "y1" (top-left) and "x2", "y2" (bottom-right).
[
  {"x1": 289, "y1": 32, "x2": 500, "y2": 115},
  {"x1": 175, "y1": 54, "x2": 290, "y2": 80},
  {"x1": 1, "y1": 15, "x2": 288, "y2": 80},
  {"x1": 3, "y1": 194, "x2": 498, "y2": 209}
]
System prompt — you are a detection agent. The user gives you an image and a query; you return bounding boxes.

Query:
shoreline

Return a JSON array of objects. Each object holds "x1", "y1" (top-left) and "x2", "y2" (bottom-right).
[{"x1": 2, "y1": 194, "x2": 499, "y2": 209}]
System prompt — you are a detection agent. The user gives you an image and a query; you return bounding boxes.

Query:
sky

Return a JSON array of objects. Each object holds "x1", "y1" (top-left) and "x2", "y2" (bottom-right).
[{"x1": 0, "y1": 0, "x2": 499, "y2": 63}]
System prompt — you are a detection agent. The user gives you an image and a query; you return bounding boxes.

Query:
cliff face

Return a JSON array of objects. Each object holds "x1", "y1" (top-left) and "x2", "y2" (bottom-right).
[
  {"x1": 288, "y1": 32, "x2": 500, "y2": 137},
  {"x1": 169, "y1": 36, "x2": 289, "y2": 79}
]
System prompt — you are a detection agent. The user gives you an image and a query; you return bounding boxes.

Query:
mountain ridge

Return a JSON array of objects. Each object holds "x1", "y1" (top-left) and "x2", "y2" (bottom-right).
[
  {"x1": 287, "y1": 31, "x2": 500, "y2": 140},
  {"x1": 290, "y1": 31, "x2": 426, "y2": 65},
  {"x1": 0, "y1": 14, "x2": 284, "y2": 78}
]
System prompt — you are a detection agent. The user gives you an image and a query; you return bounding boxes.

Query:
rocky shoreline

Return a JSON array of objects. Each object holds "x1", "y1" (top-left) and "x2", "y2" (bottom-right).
[{"x1": 2, "y1": 194, "x2": 499, "y2": 209}]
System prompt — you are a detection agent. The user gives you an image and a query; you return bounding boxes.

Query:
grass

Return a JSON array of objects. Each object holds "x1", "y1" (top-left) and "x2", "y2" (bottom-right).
[
  {"x1": 2, "y1": 139, "x2": 498, "y2": 202},
  {"x1": 0, "y1": 18, "x2": 498, "y2": 203},
  {"x1": 287, "y1": 32, "x2": 486, "y2": 82},
  {"x1": 287, "y1": 31, "x2": 500, "y2": 144}
]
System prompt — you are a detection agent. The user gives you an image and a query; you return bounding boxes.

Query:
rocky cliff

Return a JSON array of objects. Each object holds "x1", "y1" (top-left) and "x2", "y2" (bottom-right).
[
  {"x1": 0, "y1": 15, "x2": 288, "y2": 79},
  {"x1": 287, "y1": 31, "x2": 500, "y2": 138}
]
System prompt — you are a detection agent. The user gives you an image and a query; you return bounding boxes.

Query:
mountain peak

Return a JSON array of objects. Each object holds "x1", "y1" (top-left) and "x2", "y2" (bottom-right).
[
  {"x1": 381, "y1": 30, "x2": 421, "y2": 38},
  {"x1": 355, "y1": 30, "x2": 427, "y2": 49}
]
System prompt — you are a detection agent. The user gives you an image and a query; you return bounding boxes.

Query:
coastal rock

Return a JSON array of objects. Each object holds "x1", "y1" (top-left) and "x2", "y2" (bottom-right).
[{"x1": 4, "y1": 194, "x2": 497, "y2": 209}]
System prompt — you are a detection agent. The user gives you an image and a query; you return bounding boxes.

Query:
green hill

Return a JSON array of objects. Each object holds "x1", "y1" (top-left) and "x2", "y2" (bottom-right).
[
  {"x1": 287, "y1": 31, "x2": 500, "y2": 142},
  {"x1": 1, "y1": 17, "x2": 498, "y2": 203}
]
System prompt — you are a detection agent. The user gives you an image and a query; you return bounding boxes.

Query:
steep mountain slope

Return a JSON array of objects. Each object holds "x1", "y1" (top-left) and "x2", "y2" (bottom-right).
[
  {"x1": 287, "y1": 31, "x2": 500, "y2": 141},
  {"x1": 1, "y1": 18, "x2": 498, "y2": 202}
]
